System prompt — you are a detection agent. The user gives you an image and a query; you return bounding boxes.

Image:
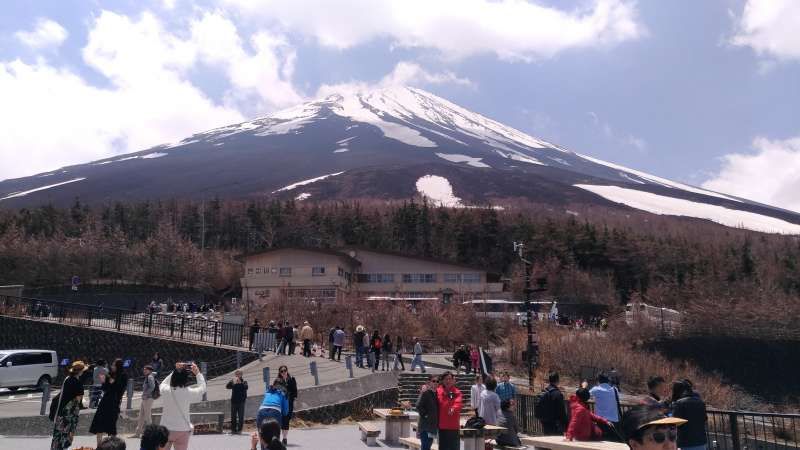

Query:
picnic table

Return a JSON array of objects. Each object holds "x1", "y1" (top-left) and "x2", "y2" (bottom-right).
[
  {"x1": 521, "y1": 435, "x2": 628, "y2": 450},
  {"x1": 460, "y1": 417, "x2": 507, "y2": 450},
  {"x1": 374, "y1": 408, "x2": 413, "y2": 444}
]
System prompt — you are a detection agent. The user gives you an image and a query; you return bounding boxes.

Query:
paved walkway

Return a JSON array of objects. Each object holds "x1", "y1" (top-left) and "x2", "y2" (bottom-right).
[{"x1": 0, "y1": 422, "x2": 429, "y2": 449}]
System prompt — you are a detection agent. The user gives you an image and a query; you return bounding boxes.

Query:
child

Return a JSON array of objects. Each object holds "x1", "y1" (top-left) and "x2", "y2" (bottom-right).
[{"x1": 565, "y1": 388, "x2": 610, "y2": 441}]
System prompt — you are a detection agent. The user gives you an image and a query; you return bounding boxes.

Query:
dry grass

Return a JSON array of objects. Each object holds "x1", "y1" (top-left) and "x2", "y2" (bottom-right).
[{"x1": 507, "y1": 321, "x2": 760, "y2": 410}]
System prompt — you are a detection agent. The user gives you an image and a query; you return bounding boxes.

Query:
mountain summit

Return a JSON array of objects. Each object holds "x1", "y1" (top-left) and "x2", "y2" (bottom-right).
[{"x1": 2, "y1": 86, "x2": 799, "y2": 234}]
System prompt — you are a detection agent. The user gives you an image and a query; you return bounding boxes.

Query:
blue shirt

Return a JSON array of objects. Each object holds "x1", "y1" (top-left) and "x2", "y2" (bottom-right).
[
  {"x1": 496, "y1": 381, "x2": 516, "y2": 402},
  {"x1": 589, "y1": 383, "x2": 619, "y2": 422},
  {"x1": 260, "y1": 388, "x2": 289, "y2": 416}
]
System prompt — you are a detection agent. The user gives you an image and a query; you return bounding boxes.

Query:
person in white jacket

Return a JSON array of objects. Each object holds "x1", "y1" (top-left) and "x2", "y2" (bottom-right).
[
  {"x1": 470, "y1": 374, "x2": 485, "y2": 413},
  {"x1": 159, "y1": 362, "x2": 206, "y2": 450}
]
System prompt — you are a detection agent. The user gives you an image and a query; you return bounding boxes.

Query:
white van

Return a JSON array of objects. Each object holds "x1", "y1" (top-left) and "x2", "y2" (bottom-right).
[{"x1": 0, "y1": 350, "x2": 58, "y2": 391}]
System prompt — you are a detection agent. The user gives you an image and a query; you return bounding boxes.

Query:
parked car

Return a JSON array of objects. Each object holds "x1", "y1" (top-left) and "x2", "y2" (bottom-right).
[{"x1": 0, "y1": 350, "x2": 58, "y2": 391}]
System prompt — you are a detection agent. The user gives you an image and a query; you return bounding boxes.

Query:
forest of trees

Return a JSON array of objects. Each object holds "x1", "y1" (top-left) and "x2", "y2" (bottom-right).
[{"x1": 1, "y1": 197, "x2": 799, "y2": 335}]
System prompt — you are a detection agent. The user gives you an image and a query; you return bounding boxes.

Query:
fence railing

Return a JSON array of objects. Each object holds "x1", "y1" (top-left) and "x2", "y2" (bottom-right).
[
  {"x1": 0, "y1": 295, "x2": 456, "y2": 355},
  {"x1": 515, "y1": 392, "x2": 800, "y2": 450},
  {"x1": 0, "y1": 295, "x2": 245, "y2": 348}
]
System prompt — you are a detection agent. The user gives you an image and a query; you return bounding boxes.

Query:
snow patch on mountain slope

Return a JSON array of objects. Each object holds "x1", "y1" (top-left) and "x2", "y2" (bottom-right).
[
  {"x1": 337, "y1": 137, "x2": 357, "y2": 146},
  {"x1": 273, "y1": 171, "x2": 345, "y2": 193},
  {"x1": 330, "y1": 93, "x2": 437, "y2": 148},
  {"x1": 416, "y1": 175, "x2": 462, "y2": 207},
  {"x1": 295, "y1": 193, "x2": 311, "y2": 201},
  {"x1": 574, "y1": 184, "x2": 800, "y2": 235},
  {"x1": 435, "y1": 153, "x2": 491, "y2": 168},
  {"x1": 1, "y1": 178, "x2": 87, "y2": 201},
  {"x1": 577, "y1": 153, "x2": 741, "y2": 202},
  {"x1": 141, "y1": 152, "x2": 167, "y2": 159},
  {"x1": 333, "y1": 148, "x2": 349, "y2": 153}
]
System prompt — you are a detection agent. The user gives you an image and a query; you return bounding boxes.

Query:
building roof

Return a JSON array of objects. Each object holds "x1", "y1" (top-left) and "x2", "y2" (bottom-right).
[
  {"x1": 234, "y1": 247, "x2": 361, "y2": 267},
  {"x1": 339, "y1": 246, "x2": 495, "y2": 273}
]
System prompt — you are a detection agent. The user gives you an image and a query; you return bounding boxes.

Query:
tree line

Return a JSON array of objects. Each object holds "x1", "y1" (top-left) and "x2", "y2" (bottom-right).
[{"x1": 1, "y1": 198, "x2": 799, "y2": 335}]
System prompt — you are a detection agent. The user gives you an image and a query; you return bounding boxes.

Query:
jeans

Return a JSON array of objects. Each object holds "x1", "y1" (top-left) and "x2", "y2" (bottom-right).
[
  {"x1": 332, "y1": 345, "x2": 342, "y2": 361},
  {"x1": 355, "y1": 346, "x2": 364, "y2": 367},
  {"x1": 420, "y1": 431, "x2": 436, "y2": 450},
  {"x1": 381, "y1": 351, "x2": 390, "y2": 370},
  {"x1": 373, "y1": 349, "x2": 381, "y2": 370},
  {"x1": 302, "y1": 339, "x2": 311, "y2": 357},
  {"x1": 288, "y1": 340, "x2": 296, "y2": 355},
  {"x1": 394, "y1": 353, "x2": 405, "y2": 370},
  {"x1": 257, "y1": 408, "x2": 283, "y2": 430},
  {"x1": 231, "y1": 401, "x2": 245, "y2": 433},
  {"x1": 411, "y1": 354, "x2": 426, "y2": 372}
]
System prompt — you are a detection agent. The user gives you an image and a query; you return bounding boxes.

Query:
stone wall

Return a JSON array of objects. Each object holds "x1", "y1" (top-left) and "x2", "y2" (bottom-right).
[{"x1": 0, "y1": 316, "x2": 256, "y2": 380}]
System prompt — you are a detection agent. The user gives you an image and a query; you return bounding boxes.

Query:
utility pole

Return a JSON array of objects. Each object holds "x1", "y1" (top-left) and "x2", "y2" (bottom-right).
[{"x1": 514, "y1": 241, "x2": 547, "y2": 389}]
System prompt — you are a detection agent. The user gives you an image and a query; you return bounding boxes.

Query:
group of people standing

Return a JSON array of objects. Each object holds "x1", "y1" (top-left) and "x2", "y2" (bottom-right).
[
  {"x1": 352, "y1": 327, "x2": 409, "y2": 371},
  {"x1": 532, "y1": 370, "x2": 708, "y2": 450},
  {"x1": 248, "y1": 319, "x2": 299, "y2": 356},
  {"x1": 417, "y1": 371, "x2": 522, "y2": 450},
  {"x1": 452, "y1": 344, "x2": 481, "y2": 374}
]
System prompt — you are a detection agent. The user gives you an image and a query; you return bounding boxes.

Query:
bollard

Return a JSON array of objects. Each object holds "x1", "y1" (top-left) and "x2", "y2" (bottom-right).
[
  {"x1": 126, "y1": 378, "x2": 134, "y2": 410},
  {"x1": 39, "y1": 383, "x2": 51, "y2": 416},
  {"x1": 309, "y1": 361, "x2": 319, "y2": 386},
  {"x1": 200, "y1": 362, "x2": 208, "y2": 402},
  {"x1": 236, "y1": 351, "x2": 242, "y2": 369},
  {"x1": 345, "y1": 355, "x2": 354, "y2": 378}
]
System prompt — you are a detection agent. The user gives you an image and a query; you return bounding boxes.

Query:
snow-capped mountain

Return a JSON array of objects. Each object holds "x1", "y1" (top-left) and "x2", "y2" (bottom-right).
[{"x1": 2, "y1": 86, "x2": 799, "y2": 234}]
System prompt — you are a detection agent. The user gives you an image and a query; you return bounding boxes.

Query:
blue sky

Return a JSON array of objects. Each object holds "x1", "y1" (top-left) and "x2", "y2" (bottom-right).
[{"x1": 1, "y1": 0, "x2": 799, "y2": 210}]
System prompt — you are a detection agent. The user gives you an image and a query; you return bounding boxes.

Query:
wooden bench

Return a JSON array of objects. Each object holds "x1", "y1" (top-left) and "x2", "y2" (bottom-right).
[
  {"x1": 488, "y1": 438, "x2": 528, "y2": 449},
  {"x1": 358, "y1": 421, "x2": 381, "y2": 446},
  {"x1": 521, "y1": 436, "x2": 627, "y2": 450},
  {"x1": 399, "y1": 436, "x2": 439, "y2": 450},
  {"x1": 152, "y1": 412, "x2": 225, "y2": 434}
]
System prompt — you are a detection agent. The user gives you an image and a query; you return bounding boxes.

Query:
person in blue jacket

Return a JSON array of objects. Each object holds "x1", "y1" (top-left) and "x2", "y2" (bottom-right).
[{"x1": 257, "y1": 379, "x2": 289, "y2": 430}]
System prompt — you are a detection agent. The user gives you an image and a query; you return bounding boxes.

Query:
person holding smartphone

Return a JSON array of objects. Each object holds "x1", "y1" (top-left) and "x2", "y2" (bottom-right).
[
  {"x1": 159, "y1": 362, "x2": 207, "y2": 450},
  {"x1": 226, "y1": 370, "x2": 248, "y2": 434}
]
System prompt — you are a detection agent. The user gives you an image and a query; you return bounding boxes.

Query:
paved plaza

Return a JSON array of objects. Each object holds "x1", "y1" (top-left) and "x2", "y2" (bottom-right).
[{"x1": 0, "y1": 422, "x2": 450, "y2": 449}]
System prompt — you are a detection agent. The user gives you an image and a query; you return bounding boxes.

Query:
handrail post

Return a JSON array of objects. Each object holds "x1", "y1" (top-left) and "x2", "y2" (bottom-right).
[
  {"x1": 148, "y1": 312, "x2": 153, "y2": 335},
  {"x1": 87, "y1": 308, "x2": 92, "y2": 327},
  {"x1": 213, "y1": 322, "x2": 219, "y2": 346},
  {"x1": 180, "y1": 316, "x2": 185, "y2": 339},
  {"x1": 116, "y1": 312, "x2": 122, "y2": 331},
  {"x1": 729, "y1": 412, "x2": 741, "y2": 450}
]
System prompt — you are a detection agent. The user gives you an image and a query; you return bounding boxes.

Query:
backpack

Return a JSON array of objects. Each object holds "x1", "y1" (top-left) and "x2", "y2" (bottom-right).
[
  {"x1": 534, "y1": 388, "x2": 555, "y2": 420},
  {"x1": 151, "y1": 376, "x2": 161, "y2": 400},
  {"x1": 464, "y1": 416, "x2": 486, "y2": 429}
]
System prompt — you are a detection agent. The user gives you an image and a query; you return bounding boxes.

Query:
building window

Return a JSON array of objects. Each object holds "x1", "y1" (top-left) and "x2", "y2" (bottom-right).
[
  {"x1": 338, "y1": 267, "x2": 344, "y2": 277},
  {"x1": 247, "y1": 268, "x2": 254, "y2": 275},
  {"x1": 358, "y1": 273, "x2": 395, "y2": 283},
  {"x1": 444, "y1": 273, "x2": 460, "y2": 283},
  {"x1": 279, "y1": 267, "x2": 292, "y2": 277},
  {"x1": 255, "y1": 267, "x2": 262, "y2": 274},
  {"x1": 462, "y1": 273, "x2": 481, "y2": 283},
  {"x1": 312, "y1": 266, "x2": 326, "y2": 276},
  {"x1": 402, "y1": 273, "x2": 437, "y2": 283}
]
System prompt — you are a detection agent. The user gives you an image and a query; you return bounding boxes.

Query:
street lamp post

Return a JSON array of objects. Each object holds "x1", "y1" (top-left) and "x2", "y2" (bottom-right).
[{"x1": 514, "y1": 242, "x2": 547, "y2": 389}]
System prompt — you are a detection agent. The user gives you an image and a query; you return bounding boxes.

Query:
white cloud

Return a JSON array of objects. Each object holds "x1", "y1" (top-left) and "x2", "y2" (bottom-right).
[
  {"x1": 702, "y1": 136, "x2": 800, "y2": 213},
  {"x1": 0, "y1": 9, "x2": 307, "y2": 181},
  {"x1": 222, "y1": 0, "x2": 644, "y2": 61},
  {"x1": 731, "y1": 0, "x2": 800, "y2": 61},
  {"x1": 316, "y1": 61, "x2": 473, "y2": 98},
  {"x1": 15, "y1": 18, "x2": 69, "y2": 49},
  {"x1": 588, "y1": 111, "x2": 647, "y2": 151}
]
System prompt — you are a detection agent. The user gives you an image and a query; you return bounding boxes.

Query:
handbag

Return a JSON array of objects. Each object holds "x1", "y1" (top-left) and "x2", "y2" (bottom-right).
[{"x1": 464, "y1": 416, "x2": 486, "y2": 429}]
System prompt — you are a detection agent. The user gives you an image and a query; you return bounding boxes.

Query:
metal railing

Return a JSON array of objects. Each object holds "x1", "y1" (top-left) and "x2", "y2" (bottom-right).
[
  {"x1": 0, "y1": 295, "x2": 457, "y2": 355},
  {"x1": 0, "y1": 295, "x2": 245, "y2": 348},
  {"x1": 514, "y1": 392, "x2": 800, "y2": 450}
]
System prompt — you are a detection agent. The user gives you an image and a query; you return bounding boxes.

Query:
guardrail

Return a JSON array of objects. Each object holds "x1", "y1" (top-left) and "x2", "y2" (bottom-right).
[
  {"x1": 0, "y1": 295, "x2": 457, "y2": 355},
  {"x1": 514, "y1": 392, "x2": 800, "y2": 450}
]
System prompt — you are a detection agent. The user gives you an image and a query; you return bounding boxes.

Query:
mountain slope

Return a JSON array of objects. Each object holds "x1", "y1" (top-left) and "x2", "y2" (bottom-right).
[{"x1": 1, "y1": 86, "x2": 798, "y2": 234}]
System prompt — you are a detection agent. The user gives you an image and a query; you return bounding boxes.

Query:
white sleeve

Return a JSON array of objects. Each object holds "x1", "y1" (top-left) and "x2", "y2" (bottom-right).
[
  {"x1": 188, "y1": 373, "x2": 207, "y2": 400},
  {"x1": 160, "y1": 372, "x2": 172, "y2": 392}
]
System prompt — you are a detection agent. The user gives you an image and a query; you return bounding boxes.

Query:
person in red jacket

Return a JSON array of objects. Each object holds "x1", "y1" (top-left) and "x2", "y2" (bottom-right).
[
  {"x1": 566, "y1": 388, "x2": 610, "y2": 441},
  {"x1": 436, "y1": 371, "x2": 463, "y2": 450}
]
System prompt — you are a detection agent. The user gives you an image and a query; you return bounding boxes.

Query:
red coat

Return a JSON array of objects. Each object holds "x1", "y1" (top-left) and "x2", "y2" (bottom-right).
[
  {"x1": 437, "y1": 384, "x2": 463, "y2": 430},
  {"x1": 565, "y1": 395, "x2": 607, "y2": 441}
]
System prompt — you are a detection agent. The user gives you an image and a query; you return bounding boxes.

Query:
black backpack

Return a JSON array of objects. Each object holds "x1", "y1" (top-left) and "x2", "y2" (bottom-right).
[
  {"x1": 151, "y1": 377, "x2": 161, "y2": 400},
  {"x1": 48, "y1": 393, "x2": 62, "y2": 421}
]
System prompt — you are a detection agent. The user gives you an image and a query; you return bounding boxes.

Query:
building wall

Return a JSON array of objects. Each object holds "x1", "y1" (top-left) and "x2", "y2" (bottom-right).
[
  {"x1": 241, "y1": 249, "x2": 357, "y2": 305},
  {"x1": 241, "y1": 248, "x2": 506, "y2": 305},
  {"x1": 345, "y1": 249, "x2": 504, "y2": 300}
]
